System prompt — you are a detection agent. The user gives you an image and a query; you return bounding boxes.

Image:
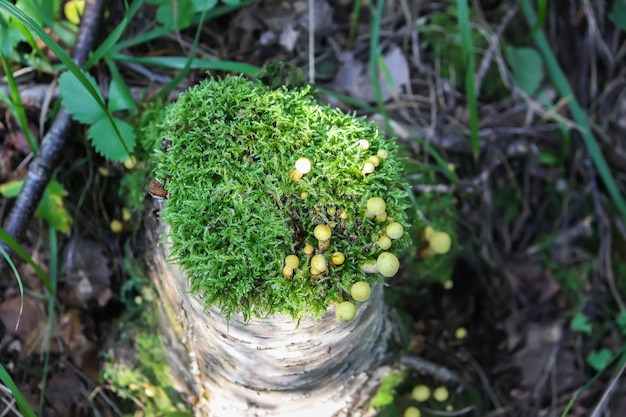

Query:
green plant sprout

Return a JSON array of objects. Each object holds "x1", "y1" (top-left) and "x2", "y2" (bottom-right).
[{"x1": 152, "y1": 74, "x2": 412, "y2": 320}]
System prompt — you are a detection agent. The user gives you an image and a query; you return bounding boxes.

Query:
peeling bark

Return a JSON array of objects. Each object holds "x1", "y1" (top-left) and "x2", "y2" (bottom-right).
[{"x1": 148, "y1": 221, "x2": 391, "y2": 417}]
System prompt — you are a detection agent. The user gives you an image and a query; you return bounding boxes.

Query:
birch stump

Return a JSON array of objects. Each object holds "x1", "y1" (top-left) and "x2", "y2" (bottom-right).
[{"x1": 146, "y1": 75, "x2": 411, "y2": 416}]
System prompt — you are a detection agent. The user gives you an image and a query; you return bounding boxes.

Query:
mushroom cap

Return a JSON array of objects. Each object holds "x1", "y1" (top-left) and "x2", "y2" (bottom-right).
[
  {"x1": 433, "y1": 386, "x2": 449, "y2": 402},
  {"x1": 423, "y1": 226, "x2": 435, "y2": 241},
  {"x1": 377, "y1": 149, "x2": 388, "y2": 160},
  {"x1": 386, "y1": 222, "x2": 404, "y2": 239},
  {"x1": 430, "y1": 231, "x2": 451, "y2": 254},
  {"x1": 294, "y1": 157, "x2": 312, "y2": 174},
  {"x1": 331, "y1": 251, "x2": 345, "y2": 265},
  {"x1": 412, "y1": 385, "x2": 430, "y2": 402},
  {"x1": 350, "y1": 281, "x2": 371, "y2": 302},
  {"x1": 303, "y1": 244, "x2": 315, "y2": 255},
  {"x1": 335, "y1": 301, "x2": 357, "y2": 322},
  {"x1": 378, "y1": 235, "x2": 392, "y2": 250},
  {"x1": 366, "y1": 197, "x2": 386, "y2": 216},
  {"x1": 403, "y1": 406, "x2": 421, "y2": 417},
  {"x1": 362, "y1": 162, "x2": 375, "y2": 174},
  {"x1": 313, "y1": 224, "x2": 332, "y2": 241},
  {"x1": 285, "y1": 254, "x2": 299, "y2": 269},
  {"x1": 367, "y1": 155, "x2": 380, "y2": 167},
  {"x1": 310, "y1": 254, "x2": 327, "y2": 273},
  {"x1": 376, "y1": 252, "x2": 400, "y2": 277}
]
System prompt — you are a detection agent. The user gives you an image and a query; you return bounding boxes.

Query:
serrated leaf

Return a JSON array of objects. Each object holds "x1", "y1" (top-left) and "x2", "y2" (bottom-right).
[
  {"x1": 58, "y1": 70, "x2": 106, "y2": 124},
  {"x1": 108, "y1": 72, "x2": 137, "y2": 113},
  {"x1": 504, "y1": 46, "x2": 544, "y2": 96},
  {"x1": 88, "y1": 117, "x2": 136, "y2": 161}
]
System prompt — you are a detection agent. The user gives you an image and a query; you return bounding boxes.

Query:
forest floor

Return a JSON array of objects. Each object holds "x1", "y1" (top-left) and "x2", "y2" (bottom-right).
[{"x1": 1, "y1": 1, "x2": 626, "y2": 416}]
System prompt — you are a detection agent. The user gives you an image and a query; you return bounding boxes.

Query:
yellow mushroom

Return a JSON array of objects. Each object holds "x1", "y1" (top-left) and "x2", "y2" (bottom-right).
[
  {"x1": 366, "y1": 197, "x2": 386, "y2": 218},
  {"x1": 314, "y1": 224, "x2": 332, "y2": 250},
  {"x1": 310, "y1": 254, "x2": 327, "y2": 275}
]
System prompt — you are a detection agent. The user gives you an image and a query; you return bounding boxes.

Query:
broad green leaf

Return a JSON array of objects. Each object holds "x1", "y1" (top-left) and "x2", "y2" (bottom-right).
[
  {"x1": 155, "y1": 0, "x2": 195, "y2": 30},
  {"x1": 0, "y1": 179, "x2": 23, "y2": 197},
  {"x1": 107, "y1": 62, "x2": 138, "y2": 113},
  {"x1": 39, "y1": 180, "x2": 72, "y2": 233},
  {"x1": 0, "y1": 12, "x2": 25, "y2": 55},
  {"x1": 609, "y1": 0, "x2": 626, "y2": 30},
  {"x1": 504, "y1": 46, "x2": 544, "y2": 96},
  {"x1": 222, "y1": 0, "x2": 241, "y2": 5},
  {"x1": 570, "y1": 313, "x2": 592, "y2": 335},
  {"x1": 58, "y1": 70, "x2": 106, "y2": 124},
  {"x1": 586, "y1": 348, "x2": 613, "y2": 372},
  {"x1": 88, "y1": 117, "x2": 136, "y2": 161},
  {"x1": 16, "y1": 0, "x2": 58, "y2": 26},
  {"x1": 193, "y1": 0, "x2": 218, "y2": 12}
]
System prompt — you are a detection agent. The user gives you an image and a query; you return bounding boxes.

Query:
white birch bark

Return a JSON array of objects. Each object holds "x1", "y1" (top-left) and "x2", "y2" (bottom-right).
[{"x1": 148, "y1": 221, "x2": 391, "y2": 417}]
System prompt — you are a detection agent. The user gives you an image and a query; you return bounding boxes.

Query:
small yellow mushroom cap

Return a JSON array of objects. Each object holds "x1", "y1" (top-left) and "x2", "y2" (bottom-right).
[
  {"x1": 310, "y1": 254, "x2": 327, "y2": 274},
  {"x1": 295, "y1": 157, "x2": 312, "y2": 174},
  {"x1": 378, "y1": 235, "x2": 392, "y2": 250},
  {"x1": 377, "y1": 149, "x2": 388, "y2": 160},
  {"x1": 443, "y1": 280, "x2": 454, "y2": 290},
  {"x1": 300, "y1": 191, "x2": 309, "y2": 199},
  {"x1": 366, "y1": 197, "x2": 386, "y2": 216},
  {"x1": 303, "y1": 244, "x2": 315, "y2": 255},
  {"x1": 412, "y1": 385, "x2": 430, "y2": 402},
  {"x1": 386, "y1": 222, "x2": 404, "y2": 239},
  {"x1": 289, "y1": 169, "x2": 303, "y2": 180},
  {"x1": 433, "y1": 386, "x2": 449, "y2": 402},
  {"x1": 123, "y1": 155, "x2": 138, "y2": 169},
  {"x1": 335, "y1": 301, "x2": 357, "y2": 322},
  {"x1": 110, "y1": 220, "x2": 124, "y2": 234},
  {"x1": 327, "y1": 207, "x2": 336, "y2": 216},
  {"x1": 367, "y1": 155, "x2": 380, "y2": 167},
  {"x1": 350, "y1": 281, "x2": 371, "y2": 302},
  {"x1": 375, "y1": 212, "x2": 388, "y2": 223},
  {"x1": 314, "y1": 224, "x2": 332, "y2": 241},
  {"x1": 338, "y1": 211, "x2": 347, "y2": 220},
  {"x1": 282, "y1": 265, "x2": 294, "y2": 278},
  {"x1": 403, "y1": 406, "x2": 421, "y2": 417},
  {"x1": 376, "y1": 252, "x2": 400, "y2": 277},
  {"x1": 358, "y1": 139, "x2": 370, "y2": 150},
  {"x1": 455, "y1": 327, "x2": 467, "y2": 339},
  {"x1": 423, "y1": 226, "x2": 435, "y2": 241},
  {"x1": 285, "y1": 255, "x2": 299, "y2": 269},
  {"x1": 430, "y1": 231, "x2": 452, "y2": 254},
  {"x1": 362, "y1": 162, "x2": 375, "y2": 174},
  {"x1": 331, "y1": 252, "x2": 345, "y2": 265}
]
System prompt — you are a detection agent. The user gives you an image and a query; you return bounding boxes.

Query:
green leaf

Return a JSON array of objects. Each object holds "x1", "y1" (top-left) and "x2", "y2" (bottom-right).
[
  {"x1": 16, "y1": 0, "x2": 57, "y2": 26},
  {"x1": 222, "y1": 0, "x2": 241, "y2": 5},
  {"x1": 88, "y1": 117, "x2": 136, "y2": 161},
  {"x1": 0, "y1": 364, "x2": 36, "y2": 417},
  {"x1": 107, "y1": 62, "x2": 137, "y2": 113},
  {"x1": 586, "y1": 348, "x2": 613, "y2": 372},
  {"x1": 616, "y1": 311, "x2": 626, "y2": 336},
  {"x1": 0, "y1": 180, "x2": 72, "y2": 233},
  {"x1": 0, "y1": 11, "x2": 26, "y2": 55},
  {"x1": 155, "y1": 0, "x2": 195, "y2": 30},
  {"x1": 58, "y1": 70, "x2": 106, "y2": 124},
  {"x1": 193, "y1": 0, "x2": 218, "y2": 12},
  {"x1": 609, "y1": 0, "x2": 626, "y2": 30},
  {"x1": 570, "y1": 313, "x2": 592, "y2": 335},
  {"x1": 504, "y1": 46, "x2": 544, "y2": 96},
  {"x1": 38, "y1": 180, "x2": 72, "y2": 233}
]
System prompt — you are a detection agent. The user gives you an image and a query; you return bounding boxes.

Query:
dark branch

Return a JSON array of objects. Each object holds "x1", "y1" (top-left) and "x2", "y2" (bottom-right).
[{"x1": 1, "y1": 0, "x2": 106, "y2": 266}]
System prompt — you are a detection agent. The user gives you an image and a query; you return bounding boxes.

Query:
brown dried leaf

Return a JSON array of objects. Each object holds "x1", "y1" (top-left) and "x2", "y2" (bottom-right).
[{"x1": 0, "y1": 295, "x2": 46, "y2": 340}]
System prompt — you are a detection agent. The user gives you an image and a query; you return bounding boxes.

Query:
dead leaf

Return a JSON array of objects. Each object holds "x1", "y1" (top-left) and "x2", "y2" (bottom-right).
[
  {"x1": 0, "y1": 295, "x2": 46, "y2": 340},
  {"x1": 62, "y1": 238, "x2": 111, "y2": 308}
]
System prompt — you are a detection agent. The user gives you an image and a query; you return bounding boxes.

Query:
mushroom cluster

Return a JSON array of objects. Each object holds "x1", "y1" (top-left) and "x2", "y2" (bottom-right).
[{"x1": 419, "y1": 226, "x2": 452, "y2": 258}]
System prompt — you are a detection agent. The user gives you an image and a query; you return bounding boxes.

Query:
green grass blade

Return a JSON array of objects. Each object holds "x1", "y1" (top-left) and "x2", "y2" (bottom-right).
[
  {"x1": 38, "y1": 224, "x2": 59, "y2": 415},
  {"x1": 0, "y1": 364, "x2": 37, "y2": 417},
  {"x1": 111, "y1": 54, "x2": 261, "y2": 75},
  {"x1": 1, "y1": 56, "x2": 38, "y2": 152},
  {"x1": 456, "y1": 0, "x2": 480, "y2": 159},
  {"x1": 521, "y1": 0, "x2": 626, "y2": 222}
]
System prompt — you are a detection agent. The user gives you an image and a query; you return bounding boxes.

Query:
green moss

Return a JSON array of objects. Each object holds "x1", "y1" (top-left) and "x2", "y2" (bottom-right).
[
  {"x1": 152, "y1": 75, "x2": 412, "y2": 320},
  {"x1": 370, "y1": 371, "x2": 407, "y2": 409}
]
